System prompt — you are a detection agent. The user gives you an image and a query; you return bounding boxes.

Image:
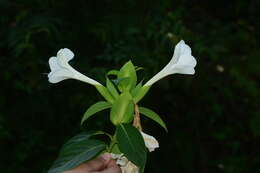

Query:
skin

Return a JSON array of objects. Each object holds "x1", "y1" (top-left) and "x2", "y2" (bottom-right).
[{"x1": 63, "y1": 154, "x2": 122, "y2": 173}]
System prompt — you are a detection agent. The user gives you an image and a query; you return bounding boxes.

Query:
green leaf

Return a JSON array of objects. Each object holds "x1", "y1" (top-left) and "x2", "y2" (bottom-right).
[
  {"x1": 106, "y1": 78, "x2": 119, "y2": 99},
  {"x1": 95, "y1": 85, "x2": 115, "y2": 104},
  {"x1": 133, "y1": 86, "x2": 150, "y2": 103},
  {"x1": 139, "y1": 107, "x2": 167, "y2": 132},
  {"x1": 48, "y1": 132, "x2": 106, "y2": 173},
  {"x1": 131, "y1": 81, "x2": 143, "y2": 98},
  {"x1": 118, "y1": 61, "x2": 137, "y2": 92},
  {"x1": 110, "y1": 92, "x2": 134, "y2": 125},
  {"x1": 81, "y1": 101, "x2": 112, "y2": 125},
  {"x1": 116, "y1": 124, "x2": 147, "y2": 173},
  {"x1": 60, "y1": 131, "x2": 105, "y2": 153}
]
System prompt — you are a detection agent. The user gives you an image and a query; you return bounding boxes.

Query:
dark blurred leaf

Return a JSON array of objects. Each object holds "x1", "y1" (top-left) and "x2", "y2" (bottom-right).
[{"x1": 48, "y1": 132, "x2": 106, "y2": 173}]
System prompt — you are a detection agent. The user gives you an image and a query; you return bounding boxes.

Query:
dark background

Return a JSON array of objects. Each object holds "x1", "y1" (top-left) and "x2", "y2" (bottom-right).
[{"x1": 0, "y1": 0, "x2": 260, "y2": 172}]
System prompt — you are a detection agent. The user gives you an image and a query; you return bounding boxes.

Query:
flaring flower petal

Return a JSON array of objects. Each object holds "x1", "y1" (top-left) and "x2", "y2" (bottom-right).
[
  {"x1": 47, "y1": 48, "x2": 101, "y2": 86},
  {"x1": 57, "y1": 48, "x2": 74, "y2": 67},
  {"x1": 144, "y1": 40, "x2": 197, "y2": 86}
]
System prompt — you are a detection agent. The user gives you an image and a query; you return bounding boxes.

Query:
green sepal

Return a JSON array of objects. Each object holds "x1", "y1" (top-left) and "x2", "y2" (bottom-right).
[
  {"x1": 117, "y1": 61, "x2": 137, "y2": 92},
  {"x1": 106, "y1": 78, "x2": 119, "y2": 99},
  {"x1": 131, "y1": 81, "x2": 143, "y2": 98},
  {"x1": 118, "y1": 77, "x2": 131, "y2": 92},
  {"x1": 111, "y1": 77, "x2": 129, "y2": 86},
  {"x1": 110, "y1": 92, "x2": 134, "y2": 125},
  {"x1": 139, "y1": 107, "x2": 168, "y2": 132},
  {"x1": 116, "y1": 124, "x2": 147, "y2": 173},
  {"x1": 81, "y1": 101, "x2": 112, "y2": 125},
  {"x1": 95, "y1": 85, "x2": 115, "y2": 104},
  {"x1": 107, "y1": 70, "x2": 119, "y2": 76},
  {"x1": 110, "y1": 143, "x2": 122, "y2": 154},
  {"x1": 135, "y1": 66, "x2": 144, "y2": 72},
  {"x1": 133, "y1": 85, "x2": 151, "y2": 103}
]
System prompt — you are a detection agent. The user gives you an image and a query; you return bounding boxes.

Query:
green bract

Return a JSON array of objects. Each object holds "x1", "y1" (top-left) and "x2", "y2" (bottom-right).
[
  {"x1": 110, "y1": 92, "x2": 134, "y2": 125},
  {"x1": 106, "y1": 78, "x2": 120, "y2": 99},
  {"x1": 117, "y1": 61, "x2": 137, "y2": 92}
]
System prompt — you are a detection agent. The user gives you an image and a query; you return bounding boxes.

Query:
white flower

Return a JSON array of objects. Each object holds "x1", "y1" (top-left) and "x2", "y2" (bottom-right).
[
  {"x1": 111, "y1": 154, "x2": 139, "y2": 173},
  {"x1": 121, "y1": 161, "x2": 139, "y2": 173},
  {"x1": 141, "y1": 131, "x2": 159, "y2": 152},
  {"x1": 48, "y1": 48, "x2": 101, "y2": 85},
  {"x1": 144, "y1": 40, "x2": 197, "y2": 86},
  {"x1": 111, "y1": 153, "x2": 128, "y2": 167}
]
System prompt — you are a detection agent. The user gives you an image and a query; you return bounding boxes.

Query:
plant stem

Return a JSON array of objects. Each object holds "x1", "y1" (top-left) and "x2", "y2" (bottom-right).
[
  {"x1": 108, "y1": 134, "x2": 117, "y2": 153},
  {"x1": 133, "y1": 104, "x2": 142, "y2": 131}
]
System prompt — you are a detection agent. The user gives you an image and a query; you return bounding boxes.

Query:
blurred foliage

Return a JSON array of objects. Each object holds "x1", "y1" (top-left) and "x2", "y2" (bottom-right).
[{"x1": 0, "y1": 0, "x2": 260, "y2": 172}]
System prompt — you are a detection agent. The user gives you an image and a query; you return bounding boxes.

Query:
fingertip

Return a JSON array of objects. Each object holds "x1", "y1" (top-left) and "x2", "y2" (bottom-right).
[
  {"x1": 100, "y1": 153, "x2": 112, "y2": 162},
  {"x1": 84, "y1": 156, "x2": 107, "y2": 171}
]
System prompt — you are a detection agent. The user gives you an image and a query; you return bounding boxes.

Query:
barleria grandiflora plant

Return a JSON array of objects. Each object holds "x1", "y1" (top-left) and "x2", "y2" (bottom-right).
[{"x1": 47, "y1": 40, "x2": 197, "y2": 173}]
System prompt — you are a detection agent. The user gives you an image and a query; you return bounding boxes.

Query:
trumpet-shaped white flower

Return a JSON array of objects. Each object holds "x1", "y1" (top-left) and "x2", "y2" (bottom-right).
[
  {"x1": 48, "y1": 48, "x2": 101, "y2": 85},
  {"x1": 141, "y1": 131, "x2": 159, "y2": 152},
  {"x1": 144, "y1": 40, "x2": 197, "y2": 86}
]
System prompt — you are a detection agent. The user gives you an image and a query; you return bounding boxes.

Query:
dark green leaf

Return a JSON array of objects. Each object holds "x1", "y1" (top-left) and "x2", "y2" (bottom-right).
[
  {"x1": 48, "y1": 132, "x2": 106, "y2": 173},
  {"x1": 116, "y1": 124, "x2": 147, "y2": 173},
  {"x1": 60, "y1": 131, "x2": 105, "y2": 154}
]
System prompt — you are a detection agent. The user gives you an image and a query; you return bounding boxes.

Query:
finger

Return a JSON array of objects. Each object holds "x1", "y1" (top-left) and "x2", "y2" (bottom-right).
[
  {"x1": 100, "y1": 165, "x2": 122, "y2": 173},
  {"x1": 85, "y1": 154, "x2": 112, "y2": 172},
  {"x1": 106, "y1": 159, "x2": 118, "y2": 168},
  {"x1": 92, "y1": 165, "x2": 122, "y2": 173},
  {"x1": 63, "y1": 163, "x2": 91, "y2": 173}
]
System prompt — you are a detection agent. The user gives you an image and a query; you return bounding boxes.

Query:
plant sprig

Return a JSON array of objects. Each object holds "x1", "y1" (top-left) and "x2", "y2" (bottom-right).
[{"x1": 47, "y1": 40, "x2": 197, "y2": 173}]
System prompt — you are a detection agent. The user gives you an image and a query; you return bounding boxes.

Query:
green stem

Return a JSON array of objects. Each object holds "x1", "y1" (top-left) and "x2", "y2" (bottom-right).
[{"x1": 108, "y1": 135, "x2": 117, "y2": 153}]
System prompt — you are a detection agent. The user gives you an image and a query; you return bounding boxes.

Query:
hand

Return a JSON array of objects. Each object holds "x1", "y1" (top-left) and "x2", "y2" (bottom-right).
[{"x1": 63, "y1": 154, "x2": 121, "y2": 173}]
